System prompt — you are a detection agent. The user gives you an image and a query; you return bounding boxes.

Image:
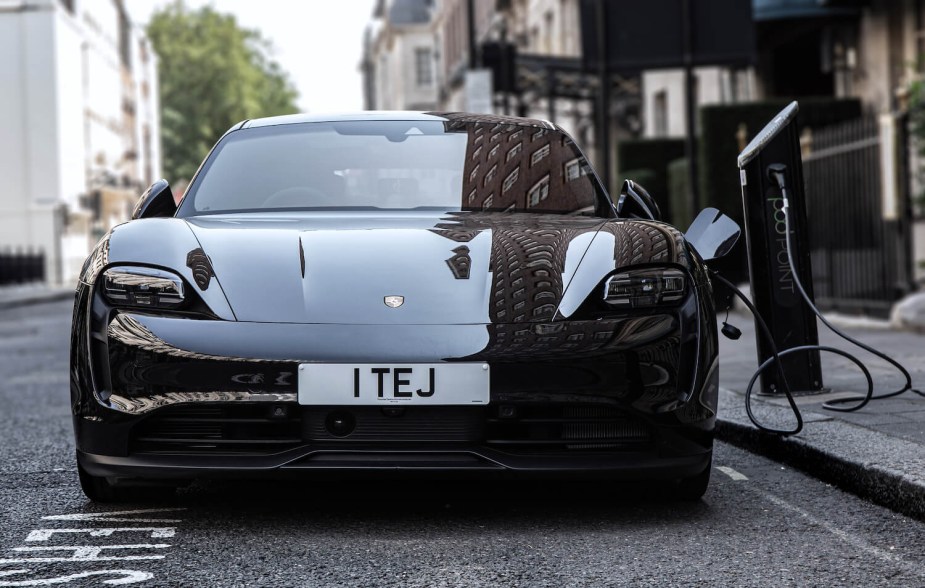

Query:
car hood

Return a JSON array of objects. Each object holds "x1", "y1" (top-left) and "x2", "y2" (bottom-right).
[{"x1": 183, "y1": 211, "x2": 619, "y2": 324}]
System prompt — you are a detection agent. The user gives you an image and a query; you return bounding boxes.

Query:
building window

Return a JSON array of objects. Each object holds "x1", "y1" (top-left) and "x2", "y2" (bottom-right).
[
  {"x1": 507, "y1": 142, "x2": 522, "y2": 162},
  {"x1": 415, "y1": 48, "x2": 433, "y2": 86},
  {"x1": 654, "y1": 90, "x2": 668, "y2": 137},
  {"x1": 528, "y1": 176, "x2": 550, "y2": 207},
  {"x1": 118, "y1": 9, "x2": 132, "y2": 70},
  {"x1": 482, "y1": 194, "x2": 494, "y2": 210},
  {"x1": 502, "y1": 168, "x2": 520, "y2": 193},
  {"x1": 531, "y1": 144, "x2": 550, "y2": 166},
  {"x1": 485, "y1": 164, "x2": 498, "y2": 185},
  {"x1": 564, "y1": 158, "x2": 586, "y2": 181}
]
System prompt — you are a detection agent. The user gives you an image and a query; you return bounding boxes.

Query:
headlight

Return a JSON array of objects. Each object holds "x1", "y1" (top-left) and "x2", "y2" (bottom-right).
[
  {"x1": 603, "y1": 268, "x2": 686, "y2": 308},
  {"x1": 101, "y1": 266, "x2": 185, "y2": 309}
]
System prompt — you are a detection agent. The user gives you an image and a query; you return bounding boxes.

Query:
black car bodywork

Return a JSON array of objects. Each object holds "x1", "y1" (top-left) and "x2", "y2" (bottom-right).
[{"x1": 71, "y1": 112, "x2": 731, "y2": 501}]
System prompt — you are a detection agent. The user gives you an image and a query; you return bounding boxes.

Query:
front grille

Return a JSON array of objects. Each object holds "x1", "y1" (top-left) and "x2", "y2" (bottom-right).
[
  {"x1": 304, "y1": 407, "x2": 484, "y2": 441},
  {"x1": 484, "y1": 404, "x2": 652, "y2": 451},
  {"x1": 129, "y1": 403, "x2": 651, "y2": 456},
  {"x1": 130, "y1": 404, "x2": 302, "y2": 455}
]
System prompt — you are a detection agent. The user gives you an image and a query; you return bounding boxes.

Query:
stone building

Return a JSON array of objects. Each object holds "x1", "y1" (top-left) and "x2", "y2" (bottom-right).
[
  {"x1": 0, "y1": 0, "x2": 161, "y2": 284},
  {"x1": 363, "y1": 0, "x2": 439, "y2": 111}
]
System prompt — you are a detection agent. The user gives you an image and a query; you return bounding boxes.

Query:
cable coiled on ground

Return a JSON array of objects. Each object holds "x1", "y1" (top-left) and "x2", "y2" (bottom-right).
[{"x1": 709, "y1": 170, "x2": 923, "y2": 436}]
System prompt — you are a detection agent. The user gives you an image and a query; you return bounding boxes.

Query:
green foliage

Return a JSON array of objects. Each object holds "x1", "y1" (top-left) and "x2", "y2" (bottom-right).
[
  {"x1": 616, "y1": 139, "x2": 686, "y2": 223},
  {"x1": 147, "y1": 1, "x2": 299, "y2": 181}
]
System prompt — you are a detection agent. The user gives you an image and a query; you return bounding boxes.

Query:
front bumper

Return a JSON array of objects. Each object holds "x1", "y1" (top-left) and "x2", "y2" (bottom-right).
[
  {"x1": 78, "y1": 444, "x2": 712, "y2": 481},
  {"x1": 71, "y1": 283, "x2": 719, "y2": 480}
]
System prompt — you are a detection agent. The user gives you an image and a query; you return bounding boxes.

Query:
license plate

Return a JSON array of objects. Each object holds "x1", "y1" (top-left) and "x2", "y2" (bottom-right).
[{"x1": 298, "y1": 363, "x2": 490, "y2": 405}]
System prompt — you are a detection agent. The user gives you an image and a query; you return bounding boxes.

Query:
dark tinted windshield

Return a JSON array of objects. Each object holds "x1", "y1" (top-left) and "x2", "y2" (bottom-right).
[{"x1": 178, "y1": 119, "x2": 608, "y2": 216}]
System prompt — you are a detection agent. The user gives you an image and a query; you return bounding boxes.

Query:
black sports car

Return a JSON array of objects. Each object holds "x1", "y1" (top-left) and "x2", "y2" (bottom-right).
[{"x1": 71, "y1": 112, "x2": 739, "y2": 501}]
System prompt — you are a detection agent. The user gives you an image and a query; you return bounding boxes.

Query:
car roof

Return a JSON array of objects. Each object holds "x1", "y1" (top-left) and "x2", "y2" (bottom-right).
[{"x1": 239, "y1": 111, "x2": 558, "y2": 131}]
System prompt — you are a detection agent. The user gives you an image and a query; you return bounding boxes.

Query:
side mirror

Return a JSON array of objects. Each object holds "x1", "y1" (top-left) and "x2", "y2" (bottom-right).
[
  {"x1": 616, "y1": 179, "x2": 660, "y2": 221},
  {"x1": 685, "y1": 208, "x2": 741, "y2": 262},
  {"x1": 132, "y1": 179, "x2": 177, "y2": 220}
]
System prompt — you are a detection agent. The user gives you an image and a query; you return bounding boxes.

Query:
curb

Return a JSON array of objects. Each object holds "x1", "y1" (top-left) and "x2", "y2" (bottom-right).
[
  {"x1": 0, "y1": 288, "x2": 74, "y2": 310},
  {"x1": 716, "y1": 388, "x2": 925, "y2": 521}
]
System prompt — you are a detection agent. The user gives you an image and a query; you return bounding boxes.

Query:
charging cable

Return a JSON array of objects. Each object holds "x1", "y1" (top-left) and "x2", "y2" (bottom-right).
[{"x1": 710, "y1": 166, "x2": 922, "y2": 436}]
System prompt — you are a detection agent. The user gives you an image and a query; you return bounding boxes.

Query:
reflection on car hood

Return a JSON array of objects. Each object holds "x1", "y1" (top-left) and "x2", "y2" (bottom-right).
[{"x1": 184, "y1": 211, "x2": 685, "y2": 325}]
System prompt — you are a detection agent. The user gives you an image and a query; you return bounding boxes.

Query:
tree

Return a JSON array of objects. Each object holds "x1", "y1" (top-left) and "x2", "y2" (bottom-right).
[{"x1": 147, "y1": 1, "x2": 299, "y2": 181}]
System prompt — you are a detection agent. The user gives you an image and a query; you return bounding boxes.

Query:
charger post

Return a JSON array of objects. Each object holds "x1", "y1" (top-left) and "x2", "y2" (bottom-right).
[{"x1": 736, "y1": 102, "x2": 824, "y2": 395}]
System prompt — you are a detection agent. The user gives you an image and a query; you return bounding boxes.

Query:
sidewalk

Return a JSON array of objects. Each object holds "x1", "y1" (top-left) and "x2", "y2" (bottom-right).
[
  {"x1": 0, "y1": 283, "x2": 73, "y2": 310},
  {"x1": 717, "y1": 310, "x2": 925, "y2": 520}
]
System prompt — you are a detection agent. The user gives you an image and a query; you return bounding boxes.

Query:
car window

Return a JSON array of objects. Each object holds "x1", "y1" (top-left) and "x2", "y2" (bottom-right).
[{"x1": 179, "y1": 119, "x2": 608, "y2": 216}]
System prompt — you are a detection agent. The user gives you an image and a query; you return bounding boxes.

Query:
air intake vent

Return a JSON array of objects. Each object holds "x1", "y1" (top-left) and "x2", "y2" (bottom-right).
[
  {"x1": 484, "y1": 404, "x2": 652, "y2": 451},
  {"x1": 130, "y1": 404, "x2": 302, "y2": 455}
]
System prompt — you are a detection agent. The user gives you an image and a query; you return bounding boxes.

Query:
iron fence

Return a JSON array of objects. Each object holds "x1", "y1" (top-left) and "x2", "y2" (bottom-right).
[
  {"x1": 802, "y1": 115, "x2": 915, "y2": 316},
  {"x1": 0, "y1": 249, "x2": 46, "y2": 286}
]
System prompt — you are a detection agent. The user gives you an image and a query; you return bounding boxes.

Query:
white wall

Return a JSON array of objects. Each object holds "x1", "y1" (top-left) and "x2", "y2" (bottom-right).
[
  {"x1": 641, "y1": 67, "x2": 750, "y2": 139},
  {"x1": 0, "y1": 0, "x2": 161, "y2": 284},
  {"x1": 55, "y1": 8, "x2": 88, "y2": 211},
  {"x1": 371, "y1": 24, "x2": 437, "y2": 111},
  {"x1": 0, "y1": 6, "x2": 64, "y2": 280}
]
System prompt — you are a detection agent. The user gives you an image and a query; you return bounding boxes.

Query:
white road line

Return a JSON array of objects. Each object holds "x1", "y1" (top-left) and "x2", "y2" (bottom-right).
[
  {"x1": 759, "y1": 490, "x2": 925, "y2": 580},
  {"x1": 0, "y1": 557, "x2": 165, "y2": 565},
  {"x1": 0, "y1": 569, "x2": 154, "y2": 585},
  {"x1": 0, "y1": 544, "x2": 170, "y2": 564},
  {"x1": 716, "y1": 466, "x2": 748, "y2": 481},
  {"x1": 42, "y1": 509, "x2": 185, "y2": 524},
  {"x1": 25, "y1": 528, "x2": 175, "y2": 542}
]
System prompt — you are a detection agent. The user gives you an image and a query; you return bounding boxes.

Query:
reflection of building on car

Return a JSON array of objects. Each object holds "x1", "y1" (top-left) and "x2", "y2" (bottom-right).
[{"x1": 72, "y1": 112, "x2": 739, "y2": 503}]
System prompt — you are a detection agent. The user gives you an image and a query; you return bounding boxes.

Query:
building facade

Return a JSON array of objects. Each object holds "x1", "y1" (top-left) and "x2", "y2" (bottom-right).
[
  {"x1": 363, "y1": 0, "x2": 439, "y2": 111},
  {"x1": 640, "y1": 0, "x2": 925, "y2": 140},
  {"x1": 0, "y1": 0, "x2": 160, "y2": 284}
]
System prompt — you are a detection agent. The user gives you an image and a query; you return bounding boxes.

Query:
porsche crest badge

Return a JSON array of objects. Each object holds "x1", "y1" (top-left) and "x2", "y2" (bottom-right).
[{"x1": 384, "y1": 295, "x2": 404, "y2": 308}]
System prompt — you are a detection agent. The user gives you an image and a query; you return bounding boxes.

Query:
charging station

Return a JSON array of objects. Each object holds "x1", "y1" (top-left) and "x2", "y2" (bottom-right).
[{"x1": 736, "y1": 102, "x2": 824, "y2": 395}]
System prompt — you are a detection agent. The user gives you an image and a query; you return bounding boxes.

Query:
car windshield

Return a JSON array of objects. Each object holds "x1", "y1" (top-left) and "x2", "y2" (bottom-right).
[{"x1": 177, "y1": 118, "x2": 609, "y2": 216}]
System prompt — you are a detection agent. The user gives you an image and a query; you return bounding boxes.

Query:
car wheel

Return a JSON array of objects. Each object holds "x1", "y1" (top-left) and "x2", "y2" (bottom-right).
[
  {"x1": 77, "y1": 459, "x2": 176, "y2": 503},
  {"x1": 675, "y1": 459, "x2": 712, "y2": 501}
]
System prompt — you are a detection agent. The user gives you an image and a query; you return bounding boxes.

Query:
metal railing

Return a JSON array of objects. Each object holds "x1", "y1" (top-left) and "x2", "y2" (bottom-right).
[
  {"x1": 802, "y1": 115, "x2": 915, "y2": 316},
  {"x1": 0, "y1": 249, "x2": 46, "y2": 286}
]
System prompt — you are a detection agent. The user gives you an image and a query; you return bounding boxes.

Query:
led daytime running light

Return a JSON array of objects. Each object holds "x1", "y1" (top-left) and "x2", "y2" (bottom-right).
[
  {"x1": 102, "y1": 266, "x2": 185, "y2": 309},
  {"x1": 603, "y1": 268, "x2": 686, "y2": 308}
]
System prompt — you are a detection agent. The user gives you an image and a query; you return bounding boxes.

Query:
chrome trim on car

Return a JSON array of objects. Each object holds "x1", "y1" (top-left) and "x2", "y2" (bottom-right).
[{"x1": 109, "y1": 391, "x2": 298, "y2": 415}]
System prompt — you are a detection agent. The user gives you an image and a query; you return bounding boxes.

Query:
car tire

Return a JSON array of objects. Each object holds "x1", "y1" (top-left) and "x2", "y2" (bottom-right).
[
  {"x1": 675, "y1": 459, "x2": 712, "y2": 501},
  {"x1": 77, "y1": 459, "x2": 176, "y2": 503}
]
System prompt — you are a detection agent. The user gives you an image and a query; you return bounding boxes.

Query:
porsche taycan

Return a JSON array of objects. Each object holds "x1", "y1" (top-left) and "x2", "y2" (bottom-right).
[{"x1": 71, "y1": 112, "x2": 739, "y2": 501}]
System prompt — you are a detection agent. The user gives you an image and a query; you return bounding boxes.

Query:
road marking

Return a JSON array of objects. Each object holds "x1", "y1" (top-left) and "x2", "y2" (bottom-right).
[
  {"x1": 26, "y1": 528, "x2": 175, "y2": 542},
  {"x1": 759, "y1": 490, "x2": 925, "y2": 580},
  {"x1": 716, "y1": 466, "x2": 748, "y2": 481},
  {"x1": 0, "y1": 569, "x2": 153, "y2": 586},
  {"x1": 0, "y1": 545, "x2": 170, "y2": 565},
  {"x1": 42, "y1": 509, "x2": 185, "y2": 524},
  {"x1": 0, "y1": 507, "x2": 185, "y2": 582}
]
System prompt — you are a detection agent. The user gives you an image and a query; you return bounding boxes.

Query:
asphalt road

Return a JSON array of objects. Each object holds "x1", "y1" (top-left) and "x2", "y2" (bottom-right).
[{"x1": 1, "y1": 300, "x2": 923, "y2": 587}]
